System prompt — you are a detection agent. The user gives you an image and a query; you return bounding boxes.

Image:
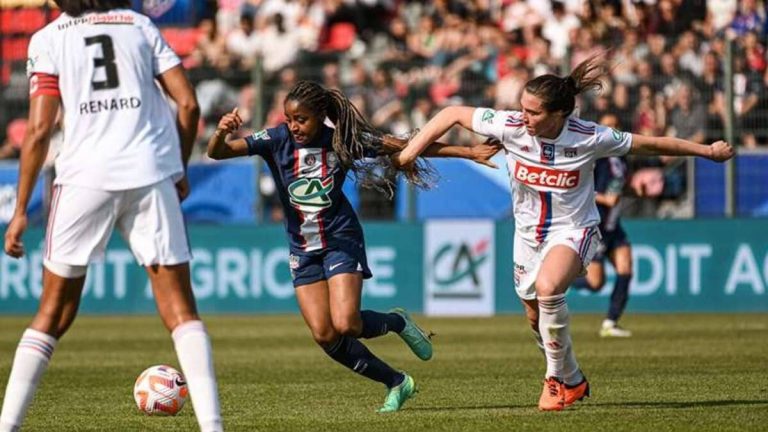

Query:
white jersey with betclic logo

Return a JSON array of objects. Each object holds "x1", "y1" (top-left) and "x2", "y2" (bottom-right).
[
  {"x1": 471, "y1": 108, "x2": 632, "y2": 243},
  {"x1": 27, "y1": 9, "x2": 182, "y2": 190}
]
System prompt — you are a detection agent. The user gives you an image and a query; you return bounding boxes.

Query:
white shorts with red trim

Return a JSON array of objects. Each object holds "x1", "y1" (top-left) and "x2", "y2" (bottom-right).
[
  {"x1": 44, "y1": 177, "x2": 191, "y2": 267},
  {"x1": 513, "y1": 226, "x2": 600, "y2": 301}
]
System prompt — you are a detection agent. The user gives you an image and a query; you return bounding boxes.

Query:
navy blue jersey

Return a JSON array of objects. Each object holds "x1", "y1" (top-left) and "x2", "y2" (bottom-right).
[
  {"x1": 594, "y1": 157, "x2": 627, "y2": 232},
  {"x1": 245, "y1": 123, "x2": 371, "y2": 253}
]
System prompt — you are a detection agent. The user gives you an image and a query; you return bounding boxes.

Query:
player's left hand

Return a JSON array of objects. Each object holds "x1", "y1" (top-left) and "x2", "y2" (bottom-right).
[
  {"x1": 708, "y1": 140, "x2": 734, "y2": 162},
  {"x1": 175, "y1": 176, "x2": 190, "y2": 201},
  {"x1": 4, "y1": 213, "x2": 28, "y2": 258},
  {"x1": 470, "y1": 138, "x2": 502, "y2": 169}
]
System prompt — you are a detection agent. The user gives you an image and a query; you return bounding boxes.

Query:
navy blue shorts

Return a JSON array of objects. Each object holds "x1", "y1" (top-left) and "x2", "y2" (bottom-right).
[
  {"x1": 289, "y1": 242, "x2": 373, "y2": 286},
  {"x1": 593, "y1": 224, "x2": 629, "y2": 262}
]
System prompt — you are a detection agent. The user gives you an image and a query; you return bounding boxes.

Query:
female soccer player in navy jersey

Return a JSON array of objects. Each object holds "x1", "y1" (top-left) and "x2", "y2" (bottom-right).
[
  {"x1": 394, "y1": 55, "x2": 734, "y2": 411},
  {"x1": 207, "y1": 80, "x2": 500, "y2": 412}
]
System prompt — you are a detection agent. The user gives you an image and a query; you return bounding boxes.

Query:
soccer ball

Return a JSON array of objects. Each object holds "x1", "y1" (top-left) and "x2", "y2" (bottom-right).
[{"x1": 133, "y1": 365, "x2": 189, "y2": 416}]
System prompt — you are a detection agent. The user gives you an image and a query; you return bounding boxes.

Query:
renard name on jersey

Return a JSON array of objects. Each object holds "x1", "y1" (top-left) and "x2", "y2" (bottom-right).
[
  {"x1": 27, "y1": 9, "x2": 184, "y2": 191},
  {"x1": 79, "y1": 97, "x2": 141, "y2": 114}
]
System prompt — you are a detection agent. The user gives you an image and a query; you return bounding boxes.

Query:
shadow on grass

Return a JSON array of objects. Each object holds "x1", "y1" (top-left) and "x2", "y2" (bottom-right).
[
  {"x1": 407, "y1": 404, "x2": 537, "y2": 412},
  {"x1": 592, "y1": 400, "x2": 768, "y2": 409},
  {"x1": 406, "y1": 400, "x2": 767, "y2": 412}
]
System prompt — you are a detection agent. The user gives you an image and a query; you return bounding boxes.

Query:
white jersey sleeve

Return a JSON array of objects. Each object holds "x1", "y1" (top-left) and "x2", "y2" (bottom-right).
[
  {"x1": 470, "y1": 108, "x2": 526, "y2": 143},
  {"x1": 26, "y1": 31, "x2": 58, "y2": 77},
  {"x1": 137, "y1": 17, "x2": 180, "y2": 75},
  {"x1": 594, "y1": 125, "x2": 632, "y2": 158}
]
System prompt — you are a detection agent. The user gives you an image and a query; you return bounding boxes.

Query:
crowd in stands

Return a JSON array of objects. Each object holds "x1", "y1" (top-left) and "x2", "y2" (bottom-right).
[{"x1": 2, "y1": 0, "x2": 768, "y2": 219}]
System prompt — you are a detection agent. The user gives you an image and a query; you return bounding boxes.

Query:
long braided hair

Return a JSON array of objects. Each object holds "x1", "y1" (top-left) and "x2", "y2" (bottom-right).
[{"x1": 285, "y1": 80, "x2": 434, "y2": 194}]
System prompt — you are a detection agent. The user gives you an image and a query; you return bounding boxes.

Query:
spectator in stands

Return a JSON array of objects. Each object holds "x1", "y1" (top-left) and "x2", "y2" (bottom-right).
[
  {"x1": 0, "y1": 119, "x2": 25, "y2": 160},
  {"x1": 729, "y1": 0, "x2": 766, "y2": 37},
  {"x1": 226, "y1": 13, "x2": 260, "y2": 70},
  {"x1": 542, "y1": 1, "x2": 579, "y2": 62},
  {"x1": 191, "y1": 18, "x2": 231, "y2": 71}
]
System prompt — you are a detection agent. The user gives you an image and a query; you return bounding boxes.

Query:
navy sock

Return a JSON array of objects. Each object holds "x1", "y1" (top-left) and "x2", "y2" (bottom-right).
[
  {"x1": 607, "y1": 274, "x2": 632, "y2": 321},
  {"x1": 572, "y1": 276, "x2": 591, "y2": 290},
  {"x1": 323, "y1": 336, "x2": 404, "y2": 388},
  {"x1": 359, "y1": 310, "x2": 405, "y2": 339}
]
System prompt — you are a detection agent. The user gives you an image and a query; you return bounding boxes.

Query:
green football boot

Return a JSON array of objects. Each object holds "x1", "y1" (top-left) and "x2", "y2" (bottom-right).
[
  {"x1": 390, "y1": 308, "x2": 433, "y2": 360},
  {"x1": 377, "y1": 374, "x2": 417, "y2": 413}
]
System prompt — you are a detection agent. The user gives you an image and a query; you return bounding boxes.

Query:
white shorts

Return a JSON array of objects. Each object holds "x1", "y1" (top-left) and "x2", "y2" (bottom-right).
[
  {"x1": 44, "y1": 178, "x2": 191, "y2": 267},
  {"x1": 513, "y1": 226, "x2": 601, "y2": 301}
]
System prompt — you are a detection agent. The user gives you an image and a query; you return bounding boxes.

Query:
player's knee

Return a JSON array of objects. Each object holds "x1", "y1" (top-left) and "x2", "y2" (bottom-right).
[
  {"x1": 332, "y1": 318, "x2": 362, "y2": 338},
  {"x1": 311, "y1": 327, "x2": 339, "y2": 346},
  {"x1": 534, "y1": 278, "x2": 560, "y2": 297}
]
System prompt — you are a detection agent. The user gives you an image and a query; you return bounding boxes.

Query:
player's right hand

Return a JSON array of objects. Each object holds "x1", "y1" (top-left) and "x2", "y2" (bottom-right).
[
  {"x1": 708, "y1": 140, "x2": 734, "y2": 162},
  {"x1": 216, "y1": 107, "x2": 243, "y2": 135},
  {"x1": 4, "y1": 213, "x2": 28, "y2": 258}
]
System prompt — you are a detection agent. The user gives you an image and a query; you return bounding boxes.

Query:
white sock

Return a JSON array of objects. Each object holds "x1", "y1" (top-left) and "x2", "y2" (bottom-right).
[
  {"x1": 538, "y1": 294, "x2": 573, "y2": 380},
  {"x1": 0, "y1": 329, "x2": 58, "y2": 432},
  {"x1": 536, "y1": 328, "x2": 582, "y2": 386},
  {"x1": 532, "y1": 329, "x2": 545, "y2": 356},
  {"x1": 602, "y1": 319, "x2": 616, "y2": 329},
  {"x1": 563, "y1": 344, "x2": 583, "y2": 386},
  {"x1": 172, "y1": 320, "x2": 223, "y2": 432}
]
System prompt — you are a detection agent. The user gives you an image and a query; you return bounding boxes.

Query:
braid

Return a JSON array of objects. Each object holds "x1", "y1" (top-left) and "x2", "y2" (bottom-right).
[
  {"x1": 325, "y1": 88, "x2": 379, "y2": 168},
  {"x1": 285, "y1": 80, "x2": 436, "y2": 196}
]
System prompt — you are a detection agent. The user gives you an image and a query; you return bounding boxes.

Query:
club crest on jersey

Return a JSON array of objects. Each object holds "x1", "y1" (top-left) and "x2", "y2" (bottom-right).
[
  {"x1": 611, "y1": 129, "x2": 626, "y2": 142},
  {"x1": 481, "y1": 109, "x2": 495, "y2": 123},
  {"x1": 288, "y1": 177, "x2": 334, "y2": 209},
  {"x1": 541, "y1": 143, "x2": 555, "y2": 162},
  {"x1": 251, "y1": 129, "x2": 270, "y2": 141},
  {"x1": 564, "y1": 147, "x2": 577, "y2": 158},
  {"x1": 26, "y1": 56, "x2": 37, "y2": 74}
]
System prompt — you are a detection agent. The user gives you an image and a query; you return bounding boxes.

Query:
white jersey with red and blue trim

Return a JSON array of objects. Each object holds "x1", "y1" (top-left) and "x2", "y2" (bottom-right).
[
  {"x1": 471, "y1": 108, "x2": 632, "y2": 243},
  {"x1": 27, "y1": 9, "x2": 182, "y2": 190}
]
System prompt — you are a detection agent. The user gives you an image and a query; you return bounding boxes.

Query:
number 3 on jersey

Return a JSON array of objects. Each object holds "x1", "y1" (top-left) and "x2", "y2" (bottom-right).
[{"x1": 85, "y1": 35, "x2": 119, "y2": 90}]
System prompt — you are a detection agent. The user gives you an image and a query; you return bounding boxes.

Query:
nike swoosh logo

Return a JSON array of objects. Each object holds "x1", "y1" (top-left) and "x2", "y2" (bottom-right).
[{"x1": 329, "y1": 263, "x2": 344, "y2": 271}]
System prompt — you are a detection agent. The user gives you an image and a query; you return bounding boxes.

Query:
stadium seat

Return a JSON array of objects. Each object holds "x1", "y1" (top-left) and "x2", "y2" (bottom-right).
[
  {"x1": 1, "y1": 37, "x2": 30, "y2": 62},
  {"x1": 0, "y1": 8, "x2": 46, "y2": 34},
  {"x1": 321, "y1": 22, "x2": 356, "y2": 52},
  {"x1": 161, "y1": 27, "x2": 201, "y2": 58}
]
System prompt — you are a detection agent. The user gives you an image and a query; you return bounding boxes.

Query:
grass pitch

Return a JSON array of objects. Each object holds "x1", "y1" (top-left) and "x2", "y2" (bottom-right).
[{"x1": 0, "y1": 313, "x2": 766, "y2": 431}]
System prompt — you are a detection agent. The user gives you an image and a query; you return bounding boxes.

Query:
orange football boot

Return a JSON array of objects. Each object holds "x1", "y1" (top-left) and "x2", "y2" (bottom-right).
[
  {"x1": 538, "y1": 377, "x2": 565, "y2": 411},
  {"x1": 564, "y1": 376, "x2": 590, "y2": 407}
]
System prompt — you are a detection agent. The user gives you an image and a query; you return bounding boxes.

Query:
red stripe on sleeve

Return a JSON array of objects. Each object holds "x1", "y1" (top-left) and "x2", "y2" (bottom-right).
[{"x1": 29, "y1": 73, "x2": 60, "y2": 98}]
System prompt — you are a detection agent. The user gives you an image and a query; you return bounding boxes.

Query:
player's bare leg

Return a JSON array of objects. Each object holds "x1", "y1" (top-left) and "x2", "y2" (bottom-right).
[
  {"x1": 535, "y1": 246, "x2": 584, "y2": 410},
  {"x1": 583, "y1": 261, "x2": 605, "y2": 292},
  {"x1": 0, "y1": 268, "x2": 85, "y2": 432},
  {"x1": 147, "y1": 263, "x2": 222, "y2": 432}
]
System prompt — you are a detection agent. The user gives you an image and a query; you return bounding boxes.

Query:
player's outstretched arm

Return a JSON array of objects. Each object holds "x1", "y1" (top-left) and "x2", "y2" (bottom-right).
[
  {"x1": 630, "y1": 135, "x2": 734, "y2": 162},
  {"x1": 394, "y1": 106, "x2": 477, "y2": 167},
  {"x1": 207, "y1": 108, "x2": 250, "y2": 160},
  {"x1": 382, "y1": 135, "x2": 501, "y2": 168},
  {"x1": 4, "y1": 94, "x2": 59, "y2": 258}
]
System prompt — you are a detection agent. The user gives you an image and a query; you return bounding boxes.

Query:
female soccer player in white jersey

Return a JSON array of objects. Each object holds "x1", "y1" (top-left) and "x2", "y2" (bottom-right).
[
  {"x1": 393, "y1": 54, "x2": 734, "y2": 411},
  {"x1": 1, "y1": 0, "x2": 223, "y2": 430}
]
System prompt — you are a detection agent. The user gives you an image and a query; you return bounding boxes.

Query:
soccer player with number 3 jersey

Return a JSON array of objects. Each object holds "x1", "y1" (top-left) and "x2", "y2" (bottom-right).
[
  {"x1": 394, "y1": 54, "x2": 734, "y2": 411},
  {"x1": 1, "y1": 1, "x2": 223, "y2": 430}
]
